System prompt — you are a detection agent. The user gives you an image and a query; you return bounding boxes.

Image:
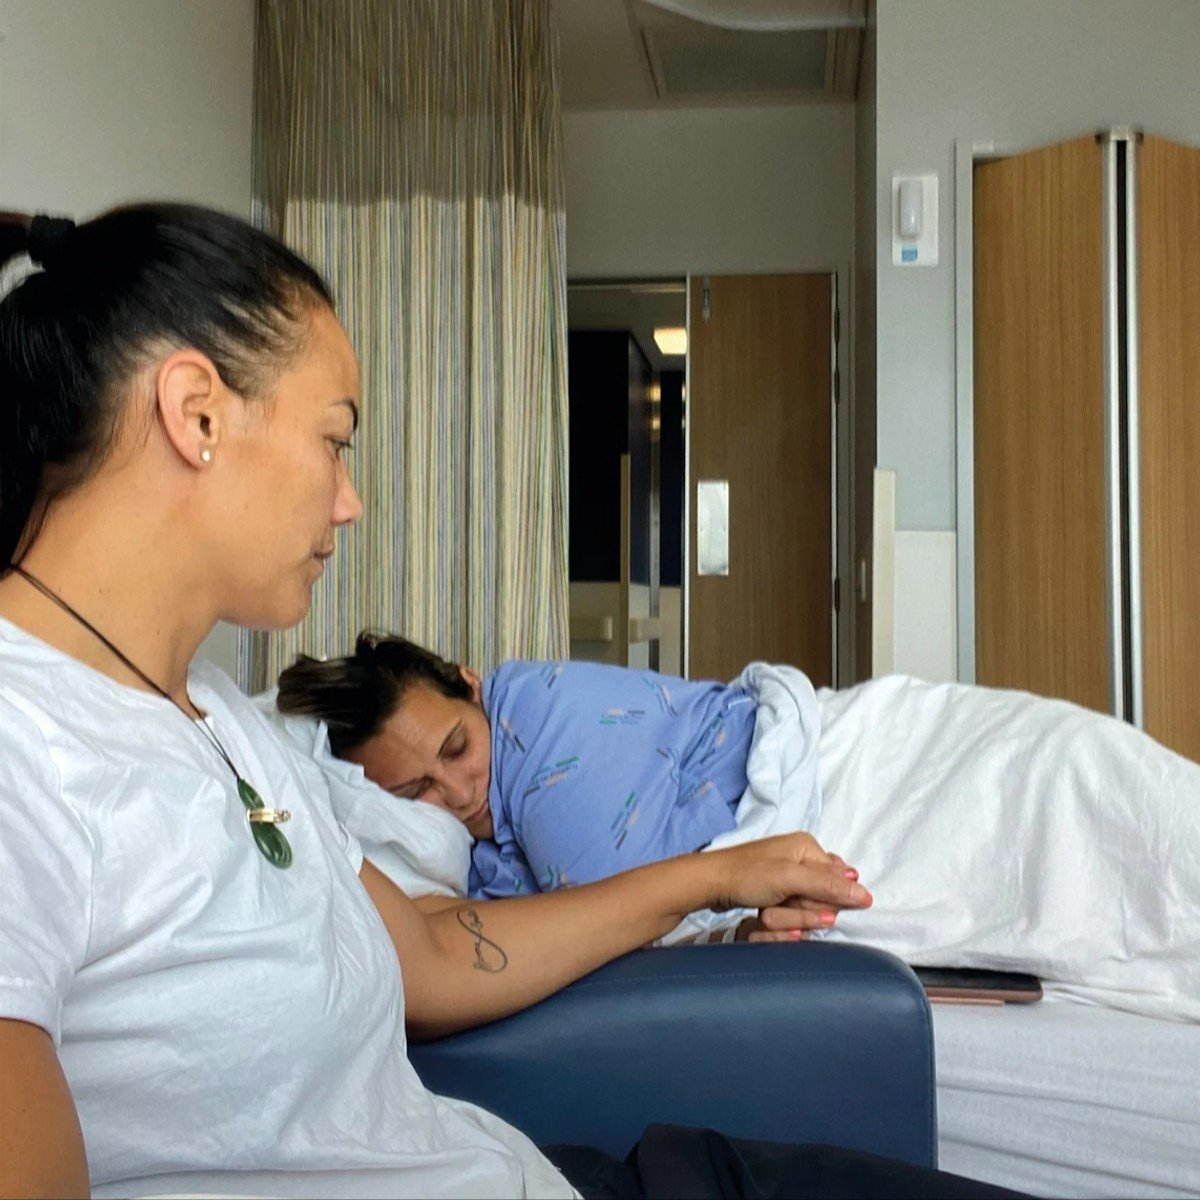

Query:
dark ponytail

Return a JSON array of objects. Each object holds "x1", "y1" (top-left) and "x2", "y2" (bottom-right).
[
  {"x1": 0, "y1": 203, "x2": 333, "y2": 565},
  {"x1": 277, "y1": 631, "x2": 474, "y2": 757}
]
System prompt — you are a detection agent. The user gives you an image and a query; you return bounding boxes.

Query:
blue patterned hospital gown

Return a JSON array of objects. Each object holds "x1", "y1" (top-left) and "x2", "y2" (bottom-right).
[{"x1": 468, "y1": 660, "x2": 757, "y2": 899}]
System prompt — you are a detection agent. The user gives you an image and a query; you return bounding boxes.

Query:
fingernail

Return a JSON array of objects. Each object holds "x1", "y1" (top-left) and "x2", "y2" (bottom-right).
[
  {"x1": 789, "y1": 929, "x2": 804, "y2": 941},
  {"x1": 842, "y1": 867, "x2": 859, "y2": 880},
  {"x1": 821, "y1": 910, "x2": 837, "y2": 924}
]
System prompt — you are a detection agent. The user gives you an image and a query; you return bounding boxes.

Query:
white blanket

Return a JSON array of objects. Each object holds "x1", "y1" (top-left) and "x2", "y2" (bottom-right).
[
  {"x1": 656, "y1": 662, "x2": 823, "y2": 943},
  {"x1": 810, "y1": 676, "x2": 1200, "y2": 1023}
]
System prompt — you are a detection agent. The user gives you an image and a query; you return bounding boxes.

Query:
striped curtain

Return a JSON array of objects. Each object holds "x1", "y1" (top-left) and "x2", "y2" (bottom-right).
[{"x1": 244, "y1": 0, "x2": 569, "y2": 689}]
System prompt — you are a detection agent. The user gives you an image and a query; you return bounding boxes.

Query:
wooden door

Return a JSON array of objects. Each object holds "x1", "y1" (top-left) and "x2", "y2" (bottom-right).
[
  {"x1": 687, "y1": 273, "x2": 833, "y2": 685},
  {"x1": 1138, "y1": 135, "x2": 1200, "y2": 761},
  {"x1": 974, "y1": 137, "x2": 1110, "y2": 712}
]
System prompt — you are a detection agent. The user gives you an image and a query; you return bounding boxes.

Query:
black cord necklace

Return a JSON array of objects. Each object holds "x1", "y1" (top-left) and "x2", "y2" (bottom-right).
[{"x1": 8, "y1": 564, "x2": 293, "y2": 869}]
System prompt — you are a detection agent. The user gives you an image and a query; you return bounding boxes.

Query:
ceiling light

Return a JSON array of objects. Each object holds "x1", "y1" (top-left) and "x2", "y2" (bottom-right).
[{"x1": 653, "y1": 326, "x2": 688, "y2": 355}]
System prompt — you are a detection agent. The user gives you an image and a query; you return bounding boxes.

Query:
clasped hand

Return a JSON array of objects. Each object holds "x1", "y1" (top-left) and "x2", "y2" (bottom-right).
[{"x1": 709, "y1": 832, "x2": 872, "y2": 943}]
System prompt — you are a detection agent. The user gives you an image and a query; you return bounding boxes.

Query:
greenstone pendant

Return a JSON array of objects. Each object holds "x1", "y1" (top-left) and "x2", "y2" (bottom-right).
[{"x1": 237, "y1": 777, "x2": 293, "y2": 869}]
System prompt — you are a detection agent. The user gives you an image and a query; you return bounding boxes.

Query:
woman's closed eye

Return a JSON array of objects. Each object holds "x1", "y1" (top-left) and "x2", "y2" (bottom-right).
[
  {"x1": 391, "y1": 778, "x2": 429, "y2": 801},
  {"x1": 328, "y1": 437, "x2": 355, "y2": 460}
]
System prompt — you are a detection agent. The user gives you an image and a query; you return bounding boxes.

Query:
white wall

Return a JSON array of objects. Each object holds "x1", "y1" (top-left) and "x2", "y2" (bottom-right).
[
  {"x1": 564, "y1": 103, "x2": 856, "y2": 277},
  {"x1": 0, "y1": 0, "x2": 256, "y2": 679},
  {"x1": 873, "y1": 0, "x2": 1200, "y2": 677}
]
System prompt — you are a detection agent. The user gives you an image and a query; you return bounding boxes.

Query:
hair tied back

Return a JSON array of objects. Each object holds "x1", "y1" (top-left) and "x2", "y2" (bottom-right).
[{"x1": 27, "y1": 214, "x2": 77, "y2": 271}]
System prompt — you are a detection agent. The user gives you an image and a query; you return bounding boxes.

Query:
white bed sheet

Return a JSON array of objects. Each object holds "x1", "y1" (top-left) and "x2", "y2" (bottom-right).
[{"x1": 933, "y1": 996, "x2": 1200, "y2": 1198}]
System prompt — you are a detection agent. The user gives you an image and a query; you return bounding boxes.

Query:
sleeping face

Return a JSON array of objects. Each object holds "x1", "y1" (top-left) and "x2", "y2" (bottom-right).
[{"x1": 343, "y1": 669, "x2": 495, "y2": 840}]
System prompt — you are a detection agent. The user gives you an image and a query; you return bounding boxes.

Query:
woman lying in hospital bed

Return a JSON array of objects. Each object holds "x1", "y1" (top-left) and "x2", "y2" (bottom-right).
[{"x1": 270, "y1": 631, "x2": 1200, "y2": 1025}]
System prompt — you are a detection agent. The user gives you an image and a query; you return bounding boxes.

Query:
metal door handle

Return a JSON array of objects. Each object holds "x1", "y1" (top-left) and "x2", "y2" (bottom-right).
[{"x1": 697, "y1": 481, "x2": 729, "y2": 576}]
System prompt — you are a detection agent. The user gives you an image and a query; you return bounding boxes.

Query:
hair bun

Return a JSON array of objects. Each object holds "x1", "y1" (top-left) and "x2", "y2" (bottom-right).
[{"x1": 27, "y1": 214, "x2": 76, "y2": 270}]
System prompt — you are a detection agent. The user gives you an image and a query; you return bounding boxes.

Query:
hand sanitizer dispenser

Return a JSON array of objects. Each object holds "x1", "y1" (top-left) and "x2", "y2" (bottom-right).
[
  {"x1": 892, "y1": 174, "x2": 938, "y2": 266},
  {"x1": 898, "y1": 179, "x2": 923, "y2": 237}
]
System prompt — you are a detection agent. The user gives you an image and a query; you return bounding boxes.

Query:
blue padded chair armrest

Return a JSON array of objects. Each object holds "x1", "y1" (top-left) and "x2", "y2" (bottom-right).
[{"x1": 410, "y1": 941, "x2": 936, "y2": 1167}]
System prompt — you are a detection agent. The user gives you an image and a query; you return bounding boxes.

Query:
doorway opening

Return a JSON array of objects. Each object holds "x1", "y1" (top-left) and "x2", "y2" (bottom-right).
[
  {"x1": 566, "y1": 273, "x2": 842, "y2": 687},
  {"x1": 566, "y1": 279, "x2": 686, "y2": 675}
]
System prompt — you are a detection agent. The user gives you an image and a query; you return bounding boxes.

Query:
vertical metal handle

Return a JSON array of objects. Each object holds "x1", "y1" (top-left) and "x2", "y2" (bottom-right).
[
  {"x1": 1101, "y1": 135, "x2": 1127, "y2": 721},
  {"x1": 696, "y1": 480, "x2": 730, "y2": 576},
  {"x1": 1101, "y1": 129, "x2": 1145, "y2": 727},
  {"x1": 1124, "y1": 137, "x2": 1145, "y2": 731}
]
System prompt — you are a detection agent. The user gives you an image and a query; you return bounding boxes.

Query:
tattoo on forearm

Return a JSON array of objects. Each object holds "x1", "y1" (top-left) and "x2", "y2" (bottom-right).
[{"x1": 457, "y1": 908, "x2": 509, "y2": 973}]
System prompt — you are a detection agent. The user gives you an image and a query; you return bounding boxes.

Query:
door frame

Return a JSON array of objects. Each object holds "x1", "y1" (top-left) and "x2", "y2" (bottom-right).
[
  {"x1": 682, "y1": 265, "x2": 852, "y2": 687},
  {"x1": 954, "y1": 137, "x2": 1010, "y2": 687},
  {"x1": 564, "y1": 279, "x2": 683, "y2": 671}
]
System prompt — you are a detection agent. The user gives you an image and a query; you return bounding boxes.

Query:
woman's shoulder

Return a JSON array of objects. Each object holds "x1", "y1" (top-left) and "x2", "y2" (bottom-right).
[
  {"x1": 484, "y1": 658, "x2": 559, "y2": 703},
  {"x1": 190, "y1": 656, "x2": 256, "y2": 711},
  {"x1": 0, "y1": 616, "x2": 168, "y2": 742},
  {"x1": 0, "y1": 629, "x2": 80, "y2": 782},
  {"x1": 0, "y1": 618, "x2": 72, "y2": 712},
  {"x1": 0, "y1": 684, "x2": 63, "y2": 789},
  {"x1": 192, "y1": 660, "x2": 323, "y2": 755},
  {"x1": 0, "y1": 681, "x2": 96, "y2": 900},
  {"x1": 487, "y1": 657, "x2": 663, "y2": 693},
  {"x1": 483, "y1": 661, "x2": 694, "y2": 740}
]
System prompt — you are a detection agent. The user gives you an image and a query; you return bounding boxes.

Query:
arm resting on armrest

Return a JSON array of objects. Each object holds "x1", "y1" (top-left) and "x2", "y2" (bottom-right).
[{"x1": 410, "y1": 940, "x2": 936, "y2": 1168}]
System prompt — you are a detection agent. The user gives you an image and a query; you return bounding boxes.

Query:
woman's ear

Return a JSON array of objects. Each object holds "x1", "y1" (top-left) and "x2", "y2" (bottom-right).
[
  {"x1": 153, "y1": 349, "x2": 228, "y2": 469},
  {"x1": 460, "y1": 665, "x2": 483, "y2": 703}
]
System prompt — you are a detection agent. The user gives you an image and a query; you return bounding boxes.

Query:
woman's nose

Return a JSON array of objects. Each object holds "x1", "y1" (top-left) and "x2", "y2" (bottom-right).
[
  {"x1": 439, "y1": 773, "x2": 473, "y2": 812},
  {"x1": 333, "y1": 463, "x2": 364, "y2": 526}
]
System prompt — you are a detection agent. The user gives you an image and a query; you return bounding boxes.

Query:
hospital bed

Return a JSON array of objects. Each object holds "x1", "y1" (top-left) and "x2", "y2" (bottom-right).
[{"x1": 934, "y1": 997, "x2": 1200, "y2": 1198}]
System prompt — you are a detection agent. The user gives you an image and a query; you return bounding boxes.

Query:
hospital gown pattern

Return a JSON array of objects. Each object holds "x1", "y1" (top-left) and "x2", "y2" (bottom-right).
[{"x1": 468, "y1": 661, "x2": 756, "y2": 899}]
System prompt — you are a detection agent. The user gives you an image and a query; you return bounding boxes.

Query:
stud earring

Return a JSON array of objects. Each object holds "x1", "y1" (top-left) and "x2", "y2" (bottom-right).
[{"x1": 199, "y1": 448, "x2": 213, "y2": 464}]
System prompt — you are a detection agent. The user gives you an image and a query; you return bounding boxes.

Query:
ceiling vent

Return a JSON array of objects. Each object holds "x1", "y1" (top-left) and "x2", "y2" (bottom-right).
[{"x1": 629, "y1": 0, "x2": 863, "y2": 102}]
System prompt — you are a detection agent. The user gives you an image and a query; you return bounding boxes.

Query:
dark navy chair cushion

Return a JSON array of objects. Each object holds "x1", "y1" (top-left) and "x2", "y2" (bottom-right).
[{"x1": 411, "y1": 940, "x2": 936, "y2": 1167}]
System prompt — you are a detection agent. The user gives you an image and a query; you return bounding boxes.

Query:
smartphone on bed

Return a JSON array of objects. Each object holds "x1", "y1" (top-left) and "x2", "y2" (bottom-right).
[{"x1": 912, "y1": 967, "x2": 1043, "y2": 1005}]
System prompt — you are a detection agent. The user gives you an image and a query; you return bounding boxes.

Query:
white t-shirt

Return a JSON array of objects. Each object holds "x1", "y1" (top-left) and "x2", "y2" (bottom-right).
[{"x1": 0, "y1": 618, "x2": 575, "y2": 1199}]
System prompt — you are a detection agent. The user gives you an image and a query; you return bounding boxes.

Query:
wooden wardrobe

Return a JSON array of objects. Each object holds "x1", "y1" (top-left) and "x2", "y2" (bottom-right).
[{"x1": 974, "y1": 130, "x2": 1200, "y2": 763}]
